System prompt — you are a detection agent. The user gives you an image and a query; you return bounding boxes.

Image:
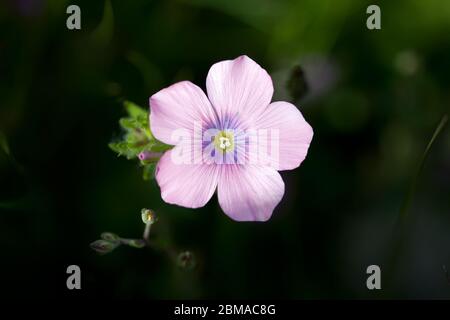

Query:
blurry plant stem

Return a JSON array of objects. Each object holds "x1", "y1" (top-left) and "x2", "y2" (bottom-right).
[
  {"x1": 398, "y1": 115, "x2": 448, "y2": 222},
  {"x1": 143, "y1": 220, "x2": 176, "y2": 258},
  {"x1": 143, "y1": 219, "x2": 152, "y2": 245},
  {"x1": 92, "y1": 210, "x2": 193, "y2": 269},
  {"x1": 135, "y1": 220, "x2": 177, "y2": 260},
  {"x1": 385, "y1": 115, "x2": 448, "y2": 296}
]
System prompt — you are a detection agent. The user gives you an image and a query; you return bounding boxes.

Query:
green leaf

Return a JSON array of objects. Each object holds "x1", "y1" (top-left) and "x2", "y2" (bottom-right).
[
  {"x1": 147, "y1": 141, "x2": 172, "y2": 152},
  {"x1": 142, "y1": 163, "x2": 157, "y2": 181},
  {"x1": 108, "y1": 141, "x2": 124, "y2": 154},
  {"x1": 125, "y1": 131, "x2": 147, "y2": 147},
  {"x1": 108, "y1": 141, "x2": 135, "y2": 159},
  {"x1": 119, "y1": 118, "x2": 139, "y2": 130},
  {"x1": 124, "y1": 100, "x2": 147, "y2": 119}
]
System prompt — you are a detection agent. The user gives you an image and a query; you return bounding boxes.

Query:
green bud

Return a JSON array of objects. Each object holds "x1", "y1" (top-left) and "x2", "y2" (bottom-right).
[
  {"x1": 141, "y1": 208, "x2": 157, "y2": 224},
  {"x1": 177, "y1": 251, "x2": 196, "y2": 270},
  {"x1": 100, "y1": 232, "x2": 120, "y2": 242},
  {"x1": 90, "y1": 239, "x2": 119, "y2": 255}
]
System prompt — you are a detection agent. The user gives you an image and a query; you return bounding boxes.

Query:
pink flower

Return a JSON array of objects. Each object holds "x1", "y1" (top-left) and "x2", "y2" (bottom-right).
[{"x1": 149, "y1": 56, "x2": 313, "y2": 221}]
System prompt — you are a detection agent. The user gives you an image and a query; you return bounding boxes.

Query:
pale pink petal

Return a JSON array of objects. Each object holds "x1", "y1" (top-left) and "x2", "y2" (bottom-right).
[
  {"x1": 155, "y1": 146, "x2": 219, "y2": 208},
  {"x1": 217, "y1": 165, "x2": 284, "y2": 221},
  {"x1": 255, "y1": 101, "x2": 313, "y2": 171},
  {"x1": 149, "y1": 81, "x2": 218, "y2": 145},
  {"x1": 206, "y1": 55, "x2": 274, "y2": 123}
]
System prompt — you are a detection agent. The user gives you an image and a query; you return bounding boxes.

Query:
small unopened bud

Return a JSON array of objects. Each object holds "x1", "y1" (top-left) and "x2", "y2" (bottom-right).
[
  {"x1": 101, "y1": 232, "x2": 120, "y2": 242},
  {"x1": 141, "y1": 208, "x2": 157, "y2": 224},
  {"x1": 138, "y1": 151, "x2": 162, "y2": 163},
  {"x1": 90, "y1": 239, "x2": 119, "y2": 255},
  {"x1": 177, "y1": 251, "x2": 196, "y2": 270}
]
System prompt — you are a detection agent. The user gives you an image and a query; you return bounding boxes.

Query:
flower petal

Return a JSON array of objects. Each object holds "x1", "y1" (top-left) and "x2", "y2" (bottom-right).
[
  {"x1": 255, "y1": 101, "x2": 313, "y2": 171},
  {"x1": 217, "y1": 165, "x2": 284, "y2": 221},
  {"x1": 206, "y1": 55, "x2": 274, "y2": 124},
  {"x1": 149, "y1": 81, "x2": 218, "y2": 145},
  {"x1": 155, "y1": 146, "x2": 219, "y2": 208}
]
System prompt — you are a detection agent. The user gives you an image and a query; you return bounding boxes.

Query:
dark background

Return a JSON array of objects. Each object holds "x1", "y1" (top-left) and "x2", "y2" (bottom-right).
[{"x1": 0, "y1": 0, "x2": 449, "y2": 299}]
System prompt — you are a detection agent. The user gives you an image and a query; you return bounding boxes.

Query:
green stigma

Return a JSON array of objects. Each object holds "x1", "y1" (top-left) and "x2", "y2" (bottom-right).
[{"x1": 213, "y1": 130, "x2": 234, "y2": 153}]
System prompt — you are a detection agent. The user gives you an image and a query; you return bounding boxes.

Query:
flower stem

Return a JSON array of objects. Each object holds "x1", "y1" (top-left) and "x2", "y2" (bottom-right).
[
  {"x1": 385, "y1": 114, "x2": 448, "y2": 295},
  {"x1": 143, "y1": 220, "x2": 152, "y2": 245},
  {"x1": 398, "y1": 114, "x2": 448, "y2": 222}
]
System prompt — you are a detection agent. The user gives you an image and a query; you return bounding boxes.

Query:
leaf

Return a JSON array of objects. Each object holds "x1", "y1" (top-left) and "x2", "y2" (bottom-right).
[
  {"x1": 142, "y1": 163, "x2": 157, "y2": 181},
  {"x1": 125, "y1": 131, "x2": 147, "y2": 148},
  {"x1": 124, "y1": 100, "x2": 147, "y2": 119},
  {"x1": 147, "y1": 141, "x2": 172, "y2": 152},
  {"x1": 108, "y1": 141, "x2": 132, "y2": 158},
  {"x1": 122, "y1": 100, "x2": 152, "y2": 139},
  {"x1": 119, "y1": 117, "x2": 139, "y2": 131}
]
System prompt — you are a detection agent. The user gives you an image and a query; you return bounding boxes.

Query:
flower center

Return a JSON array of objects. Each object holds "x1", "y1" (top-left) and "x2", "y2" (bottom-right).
[{"x1": 213, "y1": 130, "x2": 234, "y2": 153}]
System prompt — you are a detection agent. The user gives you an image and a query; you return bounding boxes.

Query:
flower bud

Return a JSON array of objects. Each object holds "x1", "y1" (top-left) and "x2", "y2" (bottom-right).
[
  {"x1": 177, "y1": 251, "x2": 196, "y2": 270},
  {"x1": 90, "y1": 239, "x2": 119, "y2": 255},
  {"x1": 138, "y1": 151, "x2": 162, "y2": 163},
  {"x1": 100, "y1": 232, "x2": 120, "y2": 242},
  {"x1": 141, "y1": 208, "x2": 157, "y2": 224}
]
